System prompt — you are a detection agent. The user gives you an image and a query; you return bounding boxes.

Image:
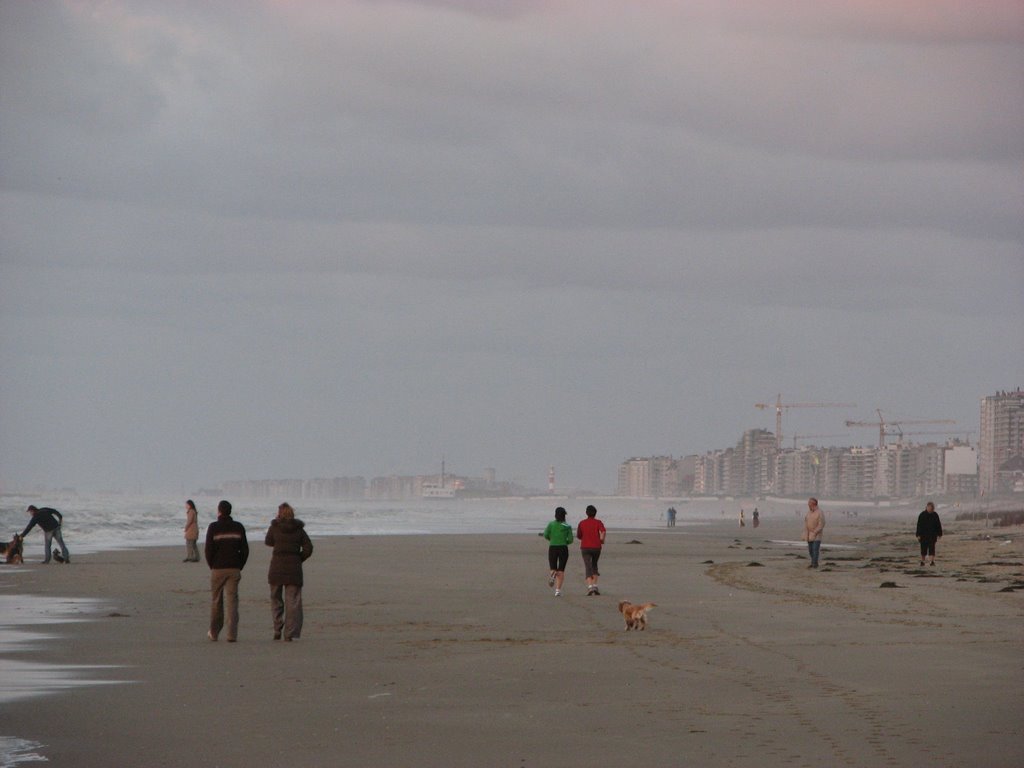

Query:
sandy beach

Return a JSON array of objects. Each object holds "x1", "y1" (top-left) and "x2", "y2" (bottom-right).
[{"x1": 1, "y1": 511, "x2": 1021, "y2": 767}]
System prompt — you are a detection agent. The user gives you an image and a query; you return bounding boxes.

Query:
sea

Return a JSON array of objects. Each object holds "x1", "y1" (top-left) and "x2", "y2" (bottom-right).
[{"x1": 0, "y1": 493, "x2": 745, "y2": 555}]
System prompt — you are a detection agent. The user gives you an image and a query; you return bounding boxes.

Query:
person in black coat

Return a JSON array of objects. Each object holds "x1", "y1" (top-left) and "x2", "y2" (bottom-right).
[
  {"x1": 915, "y1": 501, "x2": 943, "y2": 567},
  {"x1": 21, "y1": 506, "x2": 70, "y2": 564},
  {"x1": 265, "y1": 502, "x2": 313, "y2": 641},
  {"x1": 205, "y1": 500, "x2": 249, "y2": 642}
]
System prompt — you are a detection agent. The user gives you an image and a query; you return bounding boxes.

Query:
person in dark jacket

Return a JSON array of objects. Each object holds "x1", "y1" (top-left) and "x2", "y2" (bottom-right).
[
  {"x1": 21, "y1": 506, "x2": 70, "y2": 564},
  {"x1": 265, "y1": 502, "x2": 313, "y2": 641},
  {"x1": 915, "y1": 501, "x2": 943, "y2": 567},
  {"x1": 205, "y1": 500, "x2": 249, "y2": 642}
]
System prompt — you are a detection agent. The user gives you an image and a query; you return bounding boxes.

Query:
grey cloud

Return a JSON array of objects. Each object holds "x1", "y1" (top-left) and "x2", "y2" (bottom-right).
[
  {"x1": 1, "y1": 1, "x2": 1021, "y2": 493},
  {"x1": 3, "y1": 1, "x2": 1021, "y2": 237}
]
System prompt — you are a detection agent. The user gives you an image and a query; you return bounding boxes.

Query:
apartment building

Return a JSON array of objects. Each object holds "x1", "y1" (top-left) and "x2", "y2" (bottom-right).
[
  {"x1": 944, "y1": 443, "x2": 977, "y2": 496},
  {"x1": 774, "y1": 449, "x2": 819, "y2": 497},
  {"x1": 617, "y1": 458, "x2": 651, "y2": 497},
  {"x1": 735, "y1": 429, "x2": 776, "y2": 496},
  {"x1": 979, "y1": 388, "x2": 1024, "y2": 495},
  {"x1": 617, "y1": 456, "x2": 680, "y2": 497},
  {"x1": 692, "y1": 449, "x2": 732, "y2": 496}
]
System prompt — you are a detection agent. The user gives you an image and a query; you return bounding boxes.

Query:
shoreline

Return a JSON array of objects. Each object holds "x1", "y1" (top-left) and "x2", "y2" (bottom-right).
[{"x1": 1, "y1": 518, "x2": 1021, "y2": 767}]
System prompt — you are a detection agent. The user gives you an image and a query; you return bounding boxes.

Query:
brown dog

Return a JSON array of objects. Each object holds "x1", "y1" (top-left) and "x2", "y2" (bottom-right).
[
  {"x1": 618, "y1": 600, "x2": 656, "y2": 631},
  {"x1": 1, "y1": 534, "x2": 24, "y2": 565}
]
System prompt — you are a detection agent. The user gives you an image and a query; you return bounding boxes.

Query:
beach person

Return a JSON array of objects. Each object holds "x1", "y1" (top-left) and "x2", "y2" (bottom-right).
[
  {"x1": 752, "y1": 507, "x2": 760, "y2": 528},
  {"x1": 576, "y1": 505, "x2": 606, "y2": 596},
  {"x1": 802, "y1": 498, "x2": 825, "y2": 569},
  {"x1": 183, "y1": 500, "x2": 200, "y2": 562},
  {"x1": 20, "y1": 505, "x2": 70, "y2": 564},
  {"x1": 265, "y1": 502, "x2": 314, "y2": 641},
  {"x1": 205, "y1": 500, "x2": 249, "y2": 642},
  {"x1": 916, "y1": 501, "x2": 943, "y2": 566},
  {"x1": 739, "y1": 508, "x2": 745, "y2": 527},
  {"x1": 541, "y1": 507, "x2": 573, "y2": 597},
  {"x1": 666, "y1": 507, "x2": 677, "y2": 528}
]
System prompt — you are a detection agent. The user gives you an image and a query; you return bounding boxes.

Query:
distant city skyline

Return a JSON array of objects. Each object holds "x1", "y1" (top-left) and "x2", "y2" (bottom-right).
[
  {"x1": 200, "y1": 387, "x2": 1018, "y2": 501},
  {"x1": 4, "y1": 385, "x2": 1018, "y2": 498}
]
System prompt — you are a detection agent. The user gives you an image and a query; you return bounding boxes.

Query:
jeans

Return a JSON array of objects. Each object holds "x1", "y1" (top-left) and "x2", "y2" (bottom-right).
[
  {"x1": 270, "y1": 584, "x2": 303, "y2": 639},
  {"x1": 807, "y1": 539, "x2": 821, "y2": 567},
  {"x1": 44, "y1": 527, "x2": 70, "y2": 563},
  {"x1": 210, "y1": 569, "x2": 242, "y2": 641}
]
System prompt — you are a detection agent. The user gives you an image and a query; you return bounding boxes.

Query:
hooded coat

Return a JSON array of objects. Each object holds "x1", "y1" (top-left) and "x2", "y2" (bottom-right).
[
  {"x1": 265, "y1": 518, "x2": 313, "y2": 586},
  {"x1": 916, "y1": 509, "x2": 943, "y2": 542}
]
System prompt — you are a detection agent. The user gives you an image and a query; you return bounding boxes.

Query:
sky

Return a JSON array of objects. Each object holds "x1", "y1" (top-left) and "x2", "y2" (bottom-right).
[{"x1": 1, "y1": 0, "x2": 1022, "y2": 495}]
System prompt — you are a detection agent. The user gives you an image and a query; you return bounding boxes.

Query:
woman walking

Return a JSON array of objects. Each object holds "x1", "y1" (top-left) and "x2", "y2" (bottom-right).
[
  {"x1": 183, "y1": 500, "x2": 200, "y2": 562},
  {"x1": 265, "y1": 503, "x2": 314, "y2": 641},
  {"x1": 916, "y1": 501, "x2": 943, "y2": 566}
]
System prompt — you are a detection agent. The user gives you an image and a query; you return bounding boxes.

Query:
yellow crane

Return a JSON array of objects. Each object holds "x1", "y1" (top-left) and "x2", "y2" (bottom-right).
[
  {"x1": 755, "y1": 394, "x2": 857, "y2": 451},
  {"x1": 844, "y1": 409, "x2": 956, "y2": 449}
]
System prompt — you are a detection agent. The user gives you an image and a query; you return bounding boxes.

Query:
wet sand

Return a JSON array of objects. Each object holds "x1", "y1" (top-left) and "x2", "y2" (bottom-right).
[{"x1": 2, "y1": 513, "x2": 1022, "y2": 767}]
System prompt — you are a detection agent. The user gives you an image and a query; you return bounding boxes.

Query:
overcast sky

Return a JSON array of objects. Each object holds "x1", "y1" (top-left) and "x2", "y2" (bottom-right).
[{"x1": 1, "y1": 1, "x2": 1022, "y2": 495}]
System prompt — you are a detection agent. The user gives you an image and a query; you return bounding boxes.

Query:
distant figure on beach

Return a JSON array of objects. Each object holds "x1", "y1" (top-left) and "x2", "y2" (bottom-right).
[
  {"x1": 802, "y1": 498, "x2": 825, "y2": 569},
  {"x1": 739, "y1": 508, "x2": 745, "y2": 527},
  {"x1": 21, "y1": 505, "x2": 70, "y2": 564},
  {"x1": 265, "y1": 502, "x2": 314, "y2": 641},
  {"x1": 915, "y1": 501, "x2": 943, "y2": 567},
  {"x1": 183, "y1": 500, "x2": 200, "y2": 562},
  {"x1": 577, "y1": 505, "x2": 606, "y2": 596},
  {"x1": 205, "y1": 500, "x2": 249, "y2": 642},
  {"x1": 752, "y1": 507, "x2": 760, "y2": 528},
  {"x1": 666, "y1": 507, "x2": 677, "y2": 528},
  {"x1": 542, "y1": 506, "x2": 573, "y2": 597}
]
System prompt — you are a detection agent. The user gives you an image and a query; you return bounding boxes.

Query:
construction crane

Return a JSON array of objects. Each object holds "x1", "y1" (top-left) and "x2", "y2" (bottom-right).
[
  {"x1": 791, "y1": 434, "x2": 849, "y2": 450},
  {"x1": 754, "y1": 394, "x2": 857, "y2": 451},
  {"x1": 844, "y1": 409, "x2": 956, "y2": 449}
]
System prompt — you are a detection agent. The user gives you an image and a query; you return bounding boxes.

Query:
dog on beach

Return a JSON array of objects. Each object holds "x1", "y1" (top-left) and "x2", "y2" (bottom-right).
[
  {"x1": 618, "y1": 600, "x2": 656, "y2": 631},
  {"x1": 1, "y1": 534, "x2": 24, "y2": 565}
]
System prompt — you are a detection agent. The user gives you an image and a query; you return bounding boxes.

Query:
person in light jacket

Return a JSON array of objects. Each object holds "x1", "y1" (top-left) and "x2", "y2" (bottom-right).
[
  {"x1": 183, "y1": 500, "x2": 200, "y2": 562},
  {"x1": 802, "y1": 498, "x2": 825, "y2": 569},
  {"x1": 265, "y1": 503, "x2": 314, "y2": 641}
]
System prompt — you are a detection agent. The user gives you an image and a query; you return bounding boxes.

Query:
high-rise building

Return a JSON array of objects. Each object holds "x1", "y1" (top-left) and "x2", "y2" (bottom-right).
[
  {"x1": 617, "y1": 456, "x2": 680, "y2": 497},
  {"x1": 944, "y1": 443, "x2": 977, "y2": 496},
  {"x1": 734, "y1": 428, "x2": 776, "y2": 496},
  {"x1": 979, "y1": 388, "x2": 1024, "y2": 495}
]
